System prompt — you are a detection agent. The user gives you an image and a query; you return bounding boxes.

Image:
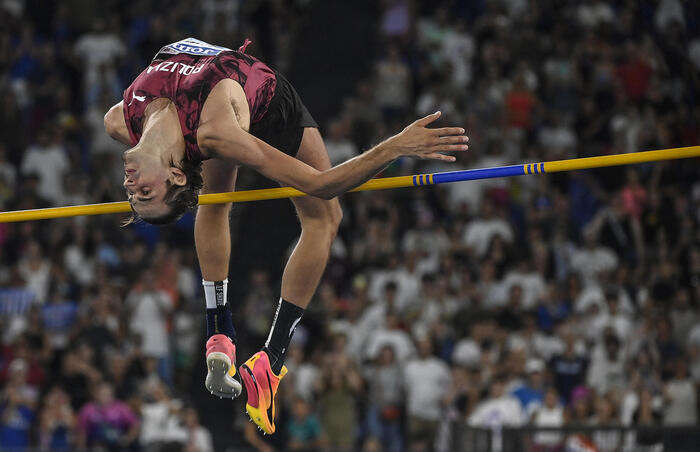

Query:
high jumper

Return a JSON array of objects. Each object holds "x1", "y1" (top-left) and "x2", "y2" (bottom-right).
[{"x1": 102, "y1": 37, "x2": 469, "y2": 434}]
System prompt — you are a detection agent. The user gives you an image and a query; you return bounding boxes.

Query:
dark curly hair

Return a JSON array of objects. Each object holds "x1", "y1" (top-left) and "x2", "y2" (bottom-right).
[{"x1": 123, "y1": 158, "x2": 203, "y2": 226}]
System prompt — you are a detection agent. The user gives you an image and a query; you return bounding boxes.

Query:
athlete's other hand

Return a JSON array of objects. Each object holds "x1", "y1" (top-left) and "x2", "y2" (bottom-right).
[{"x1": 386, "y1": 111, "x2": 469, "y2": 162}]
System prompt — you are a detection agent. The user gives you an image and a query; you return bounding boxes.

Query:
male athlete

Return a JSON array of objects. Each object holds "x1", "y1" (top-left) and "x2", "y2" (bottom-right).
[{"x1": 103, "y1": 38, "x2": 468, "y2": 434}]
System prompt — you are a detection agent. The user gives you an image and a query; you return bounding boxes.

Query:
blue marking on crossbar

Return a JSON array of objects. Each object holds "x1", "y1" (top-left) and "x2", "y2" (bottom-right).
[{"x1": 432, "y1": 165, "x2": 527, "y2": 184}]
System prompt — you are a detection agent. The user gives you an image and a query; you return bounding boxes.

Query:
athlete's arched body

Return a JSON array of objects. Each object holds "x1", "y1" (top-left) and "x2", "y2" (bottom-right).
[{"x1": 104, "y1": 38, "x2": 468, "y2": 434}]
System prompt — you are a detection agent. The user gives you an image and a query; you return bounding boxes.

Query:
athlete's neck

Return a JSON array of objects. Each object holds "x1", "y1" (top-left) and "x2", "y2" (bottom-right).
[{"x1": 127, "y1": 99, "x2": 185, "y2": 166}]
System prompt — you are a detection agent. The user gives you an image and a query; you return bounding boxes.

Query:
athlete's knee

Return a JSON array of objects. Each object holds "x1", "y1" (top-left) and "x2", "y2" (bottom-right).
[
  {"x1": 196, "y1": 202, "x2": 233, "y2": 221},
  {"x1": 300, "y1": 201, "x2": 342, "y2": 239}
]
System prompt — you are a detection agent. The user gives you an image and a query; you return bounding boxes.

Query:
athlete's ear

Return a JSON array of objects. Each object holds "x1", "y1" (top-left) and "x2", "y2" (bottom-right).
[{"x1": 169, "y1": 167, "x2": 187, "y2": 186}]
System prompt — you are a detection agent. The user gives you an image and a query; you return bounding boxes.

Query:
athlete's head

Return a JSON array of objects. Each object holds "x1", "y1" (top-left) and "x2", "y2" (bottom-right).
[
  {"x1": 122, "y1": 102, "x2": 203, "y2": 225},
  {"x1": 123, "y1": 151, "x2": 202, "y2": 224}
]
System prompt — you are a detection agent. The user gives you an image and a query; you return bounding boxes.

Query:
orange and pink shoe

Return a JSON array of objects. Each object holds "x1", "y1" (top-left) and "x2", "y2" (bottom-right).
[
  {"x1": 205, "y1": 334, "x2": 242, "y2": 398},
  {"x1": 239, "y1": 350, "x2": 288, "y2": 434}
]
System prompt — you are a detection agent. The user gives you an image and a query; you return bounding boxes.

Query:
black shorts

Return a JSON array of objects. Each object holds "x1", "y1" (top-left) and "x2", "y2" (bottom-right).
[{"x1": 249, "y1": 71, "x2": 318, "y2": 156}]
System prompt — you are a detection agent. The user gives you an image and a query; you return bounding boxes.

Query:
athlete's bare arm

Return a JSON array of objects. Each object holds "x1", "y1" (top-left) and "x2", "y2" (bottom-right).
[
  {"x1": 104, "y1": 101, "x2": 132, "y2": 145},
  {"x1": 197, "y1": 80, "x2": 469, "y2": 200}
]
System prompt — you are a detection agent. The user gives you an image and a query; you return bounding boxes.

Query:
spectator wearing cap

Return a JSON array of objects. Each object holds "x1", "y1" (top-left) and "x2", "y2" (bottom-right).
[{"x1": 512, "y1": 358, "x2": 546, "y2": 419}]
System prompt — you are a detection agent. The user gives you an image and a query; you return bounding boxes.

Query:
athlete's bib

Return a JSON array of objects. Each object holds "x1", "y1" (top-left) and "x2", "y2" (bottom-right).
[{"x1": 157, "y1": 38, "x2": 232, "y2": 57}]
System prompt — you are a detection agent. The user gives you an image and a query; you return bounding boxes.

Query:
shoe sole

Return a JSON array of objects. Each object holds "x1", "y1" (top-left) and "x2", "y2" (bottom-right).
[{"x1": 205, "y1": 352, "x2": 242, "y2": 398}]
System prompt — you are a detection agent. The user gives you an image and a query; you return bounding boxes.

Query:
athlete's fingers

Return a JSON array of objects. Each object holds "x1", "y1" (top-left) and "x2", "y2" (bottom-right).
[
  {"x1": 437, "y1": 135, "x2": 469, "y2": 145},
  {"x1": 414, "y1": 111, "x2": 442, "y2": 127},
  {"x1": 423, "y1": 152, "x2": 457, "y2": 162},
  {"x1": 431, "y1": 127, "x2": 467, "y2": 137},
  {"x1": 432, "y1": 144, "x2": 469, "y2": 152}
]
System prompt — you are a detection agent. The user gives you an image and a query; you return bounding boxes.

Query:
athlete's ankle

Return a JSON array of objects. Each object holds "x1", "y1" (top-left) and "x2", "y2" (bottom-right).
[
  {"x1": 264, "y1": 298, "x2": 304, "y2": 374},
  {"x1": 203, "y1": 279, "x2": 237, "y2": 342}
]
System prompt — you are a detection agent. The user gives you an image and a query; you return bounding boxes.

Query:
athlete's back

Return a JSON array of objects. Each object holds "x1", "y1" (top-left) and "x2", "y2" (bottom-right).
[{"x1": 122, "y1": 38, "x2": 277, "y2": 162}]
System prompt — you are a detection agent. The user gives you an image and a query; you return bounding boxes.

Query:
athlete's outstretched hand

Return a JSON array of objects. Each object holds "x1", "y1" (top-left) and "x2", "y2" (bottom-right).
[{"x1": 385, "y1": 111, "x2": 469, "y2": 162}]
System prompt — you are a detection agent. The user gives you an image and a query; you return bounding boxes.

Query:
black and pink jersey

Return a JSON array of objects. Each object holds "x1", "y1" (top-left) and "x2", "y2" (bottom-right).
[{"x1": 122, "y1": 38, "x2": 277, "y2": 162}]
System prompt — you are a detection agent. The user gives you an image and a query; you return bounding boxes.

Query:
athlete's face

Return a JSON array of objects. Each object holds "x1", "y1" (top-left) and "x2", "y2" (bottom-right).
[{"x1": 123, "y1": 149, "x2": 185, "y2": 219}]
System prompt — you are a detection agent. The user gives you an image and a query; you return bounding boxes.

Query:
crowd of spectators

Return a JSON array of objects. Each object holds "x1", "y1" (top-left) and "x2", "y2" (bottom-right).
[{"x1": 1, "y1": 0, "x2": 699, "y2": 451}]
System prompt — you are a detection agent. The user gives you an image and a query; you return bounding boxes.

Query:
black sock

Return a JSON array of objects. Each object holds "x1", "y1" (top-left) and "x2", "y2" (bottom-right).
[
  {"x1": 264, "y1": 298, "x2": 304, "y2": 374},
  {"x1": 205, "y1": 281, "x2": 236, "y2": 342}
]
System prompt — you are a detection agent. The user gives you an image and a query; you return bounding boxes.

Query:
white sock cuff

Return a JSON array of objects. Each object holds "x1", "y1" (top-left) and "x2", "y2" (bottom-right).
[{"x1": 203, "y1": 278, "x2": 228, "y2": 309}]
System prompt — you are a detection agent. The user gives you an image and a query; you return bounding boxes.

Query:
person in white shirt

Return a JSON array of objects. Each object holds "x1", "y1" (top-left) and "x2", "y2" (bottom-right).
[
  {"x1": 501, "y1": 260, "x2": 547, "y2": 311},
  {"x1": 350, "y1": 281, "x2": 399, "y2": 358},
  {"x1": 532, "y1": 387, "x2": 565, "y2": 448},
  {"x1": 73, "y1": 19, "x2": 125, "y2": 103},
  {"x1": 587, "y1": 330, "x2": 626, "y2": 394},
  {"x1": 589, "y1": 289, "x2": 633, "y2": 341},
  {"x1": 403, "y1": 337, "x2": 452, "y2": 450},
  {"x1": 366, "y1": 312, "x2": 415, "y2": 363},
  {"x1": 20, "y1": 128, "x2": 69, "y2": 205},
  {"x1": 183, "y1": 407, "x2": 214, "y2": 452},
  {"x1": 469, "y1": 376, "x2": 525, "y2": 428},
  {"x1": 463, "y1": 199, "x2": 514, "y2": 259},
  {"x1": 126, "y1": 271, "x2": 173, "y2": 360},
  {"x1": 439, "y1": 20, "x2": 475, "y2": 89},
  {"x1": 140, "y1": 382, "x2": 188, "y2": 447},
  {"x1": 325, "y1": 118, "x2": 359, "y2": 166},
  {"x1": 569, "y1": 229, "x2": 619, "y2": 286},
  {"x1": 469, "y1": 375, "x2": 525, "y2": 451},
  {"x1": 664, "y1": 359, "x2": 698, "y2": 425},
  {"x1": 17, "y1": 241, "x2": 51, "y2": 303},
  {"x1": 577, "y1": 0, "x2": 615, "y2": 29}
]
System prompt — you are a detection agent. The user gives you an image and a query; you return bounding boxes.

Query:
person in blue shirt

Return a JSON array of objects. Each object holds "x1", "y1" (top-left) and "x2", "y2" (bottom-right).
[
  {"x1": 287, "y1": 396, "x2": 327, "y2": 450},
  {"x1": 511, "y1": 358, "x2": 546, "y2": 420},
  {"x1": 0, "y1": 387, "x2": 35, "y2": 450}
]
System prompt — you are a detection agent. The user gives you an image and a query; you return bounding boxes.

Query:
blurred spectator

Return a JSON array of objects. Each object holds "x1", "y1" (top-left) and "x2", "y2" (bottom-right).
[
  {"x1": 511, "y1": 358, "x2": 546, "y2": 418},
  {"x1": 318, "y1": 353, "x2": 361, "y2": 451},
  {"x1": 20, "y1": 128, "x2": 69, "y2": 205},
  {"x1": 73, "y1": 19, "x2": 125, "y2": 107},
  {"x1": 126, "y1": 270, "x2": 173, "y2": 381},
  {"x1": 462, "y1": 199, "x2": 514, "y2": 259},
  {"x1": 550, "y1": 336, "x2": 588, "y2": 403},
  {"x1": 374, "y1": 45, "x2": 411, "y2": 119},
  {"x1": 38, "y1": 386, "x2": 75, "y2": 451},
  {"x1": 76, "y1": 381, "x2": 139, "y2": 449},
  {"x1": 531, "y1": 387, "x2": 564, "y2": 448},
  {"x1": 587, "y1": 330, "x2": 626, "y2": 394},
  {"x1": 663, "y1": 359, "x2": 698, "y2": 425},
  {"x1": 287, "y1": 396, "x2": 326, "y2": 451},
  {"x1": 0, "y1": 391, "x2": 33, "y2": 449},
  {"x1": 183, "y1": 407, "x2": 214, "y2": 452},
  {"x1": 325, "y1": 118, "x2": 359, "y2": 166},
  {"x1": 404, "y1": 337, "x2": 451, "y2": 450},
  {"x1": 365, "y1": 345, "x2": 403, "y2": 452},
  {"x1": 140, "y1": 381, "x2": 188, "y2": 447}
]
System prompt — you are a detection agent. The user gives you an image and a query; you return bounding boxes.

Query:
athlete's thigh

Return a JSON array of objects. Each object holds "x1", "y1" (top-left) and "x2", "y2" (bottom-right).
[
  {"x1": 289, "y1": 127, "x2": 339, "y2": 219},
  {"x1": 201, "y1": 158, "x2": 239, "y2": 195}
]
